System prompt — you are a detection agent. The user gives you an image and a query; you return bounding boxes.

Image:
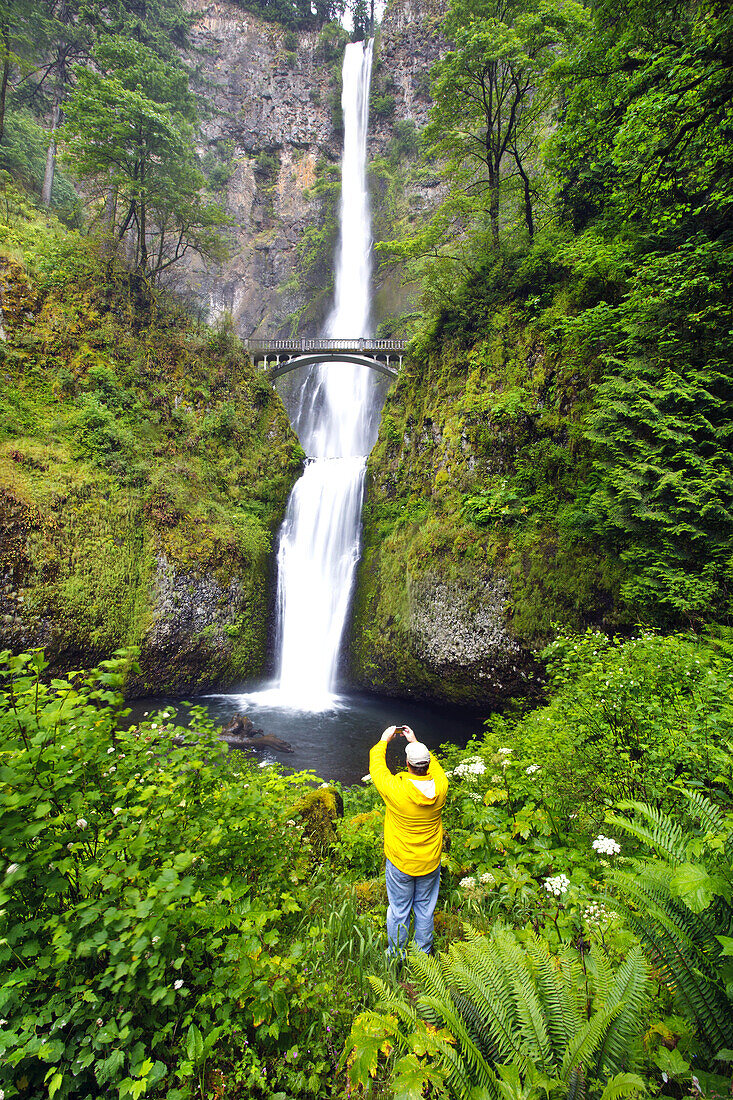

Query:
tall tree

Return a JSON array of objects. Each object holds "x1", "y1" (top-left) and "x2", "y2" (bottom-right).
[
  {"x1": 424, "y1": 0, "x2": 587, "y2": 250},
  {"x1": 62, "y1": 34, "x2": 226, "y2": 280}
]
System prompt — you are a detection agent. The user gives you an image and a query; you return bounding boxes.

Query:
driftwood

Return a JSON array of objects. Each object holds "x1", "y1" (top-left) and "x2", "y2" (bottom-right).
[{"x1": 220, "y1": 713, "x2": 293, "y2": 754}]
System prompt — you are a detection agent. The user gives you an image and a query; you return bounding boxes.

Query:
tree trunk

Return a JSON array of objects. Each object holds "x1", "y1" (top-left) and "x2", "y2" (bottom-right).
[
  {"x1": 138, "y1": 163, "x2": 147, "y2": 272},
  {"x1": 514, "y1": 151, "x2": 534, "y2": 240},
  {"x1": 0, "y1": 24, "x2": 10, "y2": 145},
  {"x1": 41, "y1": 100, "x2": 61, "y2": 207},
  {"x1": 488, "y1": 163, "x2": 500, "y2": 250},
  {"x1": 101, "y1": 186, "x2": 118, "y2": 264},
  {"x1": 42, "y1": 0, "x2": 68, "y2": 209}
]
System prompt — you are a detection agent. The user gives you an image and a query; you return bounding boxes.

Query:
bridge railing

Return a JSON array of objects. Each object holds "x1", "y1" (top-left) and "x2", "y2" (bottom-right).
[{"x1": 244, "y1": 338, "x2": 407, "y2": 354}]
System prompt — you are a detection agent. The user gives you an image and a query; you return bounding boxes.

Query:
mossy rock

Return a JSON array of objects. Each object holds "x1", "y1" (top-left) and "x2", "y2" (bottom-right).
[{"x1": 293, "y1": 786, "x2": 344, "y2": 858}]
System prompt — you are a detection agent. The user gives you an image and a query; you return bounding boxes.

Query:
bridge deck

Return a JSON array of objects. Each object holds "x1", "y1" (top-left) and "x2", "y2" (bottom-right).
[
  {"x1": 244, "y1": 338, "x2": 407, "y2": 379},
  {"x1": 244, "y1": 338, "x2": 406, "y2": 354}
]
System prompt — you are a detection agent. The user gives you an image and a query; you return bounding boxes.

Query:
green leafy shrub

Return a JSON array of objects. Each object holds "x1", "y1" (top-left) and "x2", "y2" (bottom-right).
[
  {"x1": 486, "y1": 632, "x2": 733, "y2": 821},
  {"x1": 347, "y1": 924, "x2": 651, "y2": 1100},
  {"x1": 0, "y1": 649, "x2": 346, "y2": 1099},
  {"x1": 607, "y1": 789, "x2": 733, "y2": 1070}
]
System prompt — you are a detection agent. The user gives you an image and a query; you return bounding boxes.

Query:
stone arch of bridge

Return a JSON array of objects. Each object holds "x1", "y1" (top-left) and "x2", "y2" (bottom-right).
[{"x1": 265, "y1": 353, "x2": 399, "y2": 380}]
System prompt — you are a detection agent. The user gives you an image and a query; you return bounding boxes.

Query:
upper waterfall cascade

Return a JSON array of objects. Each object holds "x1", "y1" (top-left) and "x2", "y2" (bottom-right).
[{"x1": 266, "y1": 40, "x2": 386, "y2": 710}]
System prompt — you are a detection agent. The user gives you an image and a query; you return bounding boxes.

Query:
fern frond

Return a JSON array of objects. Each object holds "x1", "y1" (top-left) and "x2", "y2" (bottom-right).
[
  {"x1": 567, "y1": 1065, "x2": 587, "y2": 1100},
  {"x1": 561, "y1": 1005, "x2": 621, "y2": 1079},
  {"x1": 607, "y1": 802, "x2": 687, "y2": 864},
  {"x1": 419, "y1": 992, "x2": 499, "y2": 1094},
  {"x1": 593, "y1": 945, "x2": 651, "y2": 1075},
  {"x1": 497, "y1": 931, "x2": 553, "y2": 1069},
  {"x1": 611, "y1": 887, "x2": 733, "y2": 1052},
  {"x1": 682, "y1": 788, "x2": 728, "y2": 836},
  {"x1": 526, "y1": 933, "x2": 579, "y2": 1057},
  {"x1": 598, "y1": 1072, "x2": 648, "y2": 1100}
]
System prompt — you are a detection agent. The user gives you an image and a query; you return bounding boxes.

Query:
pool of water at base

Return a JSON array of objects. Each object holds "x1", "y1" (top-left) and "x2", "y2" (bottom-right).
[{"x1": 124, "y1": 684, "x2": 487, "y2": 786}]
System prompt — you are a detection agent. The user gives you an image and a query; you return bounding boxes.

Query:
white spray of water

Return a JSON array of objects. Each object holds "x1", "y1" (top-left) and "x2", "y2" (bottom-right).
[{"x1": 266, "y1": 41, "x2": 381, "y2": 710}]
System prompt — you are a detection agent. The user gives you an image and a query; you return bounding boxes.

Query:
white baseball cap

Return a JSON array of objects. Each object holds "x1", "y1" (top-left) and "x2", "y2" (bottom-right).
[{"x1": 406, "y1": 741, "x2": 430, "y2": 766}]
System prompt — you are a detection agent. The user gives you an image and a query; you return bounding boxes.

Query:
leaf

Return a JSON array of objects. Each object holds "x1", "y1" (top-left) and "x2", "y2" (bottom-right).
[
  {"x1": 669, "y1": 863, "x2": 723, "y2": 912},
  {"x1": 347, "y1": 1012, "x2": 398, "y2": 1085},
  {"x1": 391, "y1": 1052, "x2": 434, "y2": 1100},
  {"x1": 186, "y1": 1024, "x2": 204, "y2": 1064}
]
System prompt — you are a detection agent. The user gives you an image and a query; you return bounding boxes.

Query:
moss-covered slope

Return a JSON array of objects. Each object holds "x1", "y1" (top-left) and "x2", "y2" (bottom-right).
[
  {"x1": 0, "y1": 225, "x2": 303, "y2": 694},
  {"x1": 350, "y1": 290, "x2": 627, "y2": 707}
]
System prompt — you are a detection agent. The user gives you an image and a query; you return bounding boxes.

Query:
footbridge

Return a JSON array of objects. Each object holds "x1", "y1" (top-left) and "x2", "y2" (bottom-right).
[{"x1": 244, "y1": 338, "x2": 406, "y2": 380}]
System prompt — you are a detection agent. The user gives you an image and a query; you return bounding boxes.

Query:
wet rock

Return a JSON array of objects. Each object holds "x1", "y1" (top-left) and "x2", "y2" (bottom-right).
[
  {"x1": 221, "y1": 714, "x2": 256, "y2": 739},
  {"x1": 245, "y1": 734, "x2": 294, "y2": 754}
]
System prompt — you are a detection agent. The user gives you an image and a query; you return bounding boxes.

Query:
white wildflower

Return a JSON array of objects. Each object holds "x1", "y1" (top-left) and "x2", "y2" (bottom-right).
[
  {"x1": 112, "y1": 807, "x2": 122, "y2": 816},
  {"x1": 96, "y1": 1018, "x2": 103, "y2": 1027},
  {"x1": 459, "y1": 876, "x2": 477, "y2": 890},
  {"x1": 76, "y1": 818, "x2": 88, "y2": 830},
  {"x1": 592, "y1": 835, "x2": 621, "y2": 857},
  {"x1": 525, "y1": 764, "x2": 541, "y2": 775},
  {"x1": 107, "y1": 747, "x2": 115, "y2": 754},
  {"x1": 454, "y1": 759, "x2": 486, "y2": 779},
  {"x1": 174, "y1": 979, "x2": 184, "y2": 990},
  {"x1": 544, "y1": 873, "x2": 570, "y2": 897},
  {"x1": 5, "y1": 863, "x2": 19, "y2": 876},
  {"x1": 497, "y1": 747, "x2": 512, "y2": 757},
  {"x1": 361, "y1": 774, "x2": 372, "y2": 783},
  {"x1": 479, "y1": 872, "x2": 495, "y2": 886},
  {"x1": 152, "y1": 936, "x2": 160, "y2": 944}
]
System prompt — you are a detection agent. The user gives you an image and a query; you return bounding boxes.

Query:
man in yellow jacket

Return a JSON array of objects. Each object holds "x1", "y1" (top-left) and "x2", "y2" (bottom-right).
[{"x1": 369, "y1": 724, "x2": 449, "y2": 956}]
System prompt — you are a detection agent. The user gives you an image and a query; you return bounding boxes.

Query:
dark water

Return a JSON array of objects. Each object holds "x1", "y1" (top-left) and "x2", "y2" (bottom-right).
[{"x1": 125, "y1": 683, "x2": 486, "y2": 785}]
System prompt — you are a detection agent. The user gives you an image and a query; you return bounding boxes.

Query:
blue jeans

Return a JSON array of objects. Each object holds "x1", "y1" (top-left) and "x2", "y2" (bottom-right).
[{"x1": 385, "y1": 858, "x2": 441, "y2": 956}]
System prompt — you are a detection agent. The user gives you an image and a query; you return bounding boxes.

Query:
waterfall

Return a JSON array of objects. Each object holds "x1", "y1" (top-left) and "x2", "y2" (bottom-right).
[{"x1": 271, "y1": 40, "x2": 382, "y2": 710}]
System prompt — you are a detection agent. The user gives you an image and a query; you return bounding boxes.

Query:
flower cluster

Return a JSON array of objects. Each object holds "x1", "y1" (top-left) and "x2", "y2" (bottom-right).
[
  {"x1": 76, "y1": 818, "x2": 88, "y2": 830},
  {"x1": 497, "y1": 747, "x2": 512, "y2": 757},
  {"x1": 460, "y1": 871, "x2": 496, "y2": 893},
  {"x1": 525, "y1": 764, "x2": 541, "y2": 775},
  {"x1": 582, "y1": 901, "x2": 616, "y2": 926},
  {"x1": 544, "y1": 873, "x2": 570, "y2": 897},
  {"x1": 592, "y1": 835, "x2": 621, "y2": 856},
  {"x1": 453, "y1": 756, "x2": 487, "y2": 780}
]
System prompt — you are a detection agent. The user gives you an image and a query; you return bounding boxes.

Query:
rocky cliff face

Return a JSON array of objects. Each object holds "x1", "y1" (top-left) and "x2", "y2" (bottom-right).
[
  {"x1": 169, "y1": 0, "x2": 445, "y2": 338},
  {"x1": 170, "y1": 0, "x2": 345, "y2": 337}
]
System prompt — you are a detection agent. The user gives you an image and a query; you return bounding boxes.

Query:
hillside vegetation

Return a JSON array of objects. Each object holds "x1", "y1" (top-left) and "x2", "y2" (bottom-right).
[
  {"x1": 351, "y1": 0, "x2": 733, "y2": 701},
  {"x1": 0, "y1": 195, "x2": 302, "y2": 689}
]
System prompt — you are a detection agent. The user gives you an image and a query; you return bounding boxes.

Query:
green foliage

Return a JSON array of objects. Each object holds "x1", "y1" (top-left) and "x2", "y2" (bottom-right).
[
  {"x1": 578, "y1": 235, "x2": 733, "y2": 623},
  {"x1": 489, "y1": 631, "x2": 733, "y2": 819},
  {"x1": 607, "y1": 790, "x2": 733, "y2": 1065},
  {"x1": 0, "y1": 216, "x2": 302, "y2": 685},
  {"x1": 0, "y1": 649, "x2": 361, "y2": 1099},
  {"x1": 348, "y1": 925, "x2": 651, "y2": 1100}
]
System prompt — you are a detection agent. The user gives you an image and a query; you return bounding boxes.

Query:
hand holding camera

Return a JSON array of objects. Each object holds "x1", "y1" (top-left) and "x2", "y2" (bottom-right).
[{"x1": 381, "y1": 724, "x2": 417, "y2": 743}]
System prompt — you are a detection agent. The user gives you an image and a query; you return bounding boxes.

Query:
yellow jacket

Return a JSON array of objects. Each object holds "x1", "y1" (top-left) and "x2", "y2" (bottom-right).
[{"x1": 369, "y1": 741, "x2": 449, "y2": 876}]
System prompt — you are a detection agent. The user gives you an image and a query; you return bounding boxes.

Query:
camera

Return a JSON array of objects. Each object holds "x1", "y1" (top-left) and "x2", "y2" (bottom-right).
[{"x1": 395, "y1": 725, "x2": 406, "y2": 736}]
